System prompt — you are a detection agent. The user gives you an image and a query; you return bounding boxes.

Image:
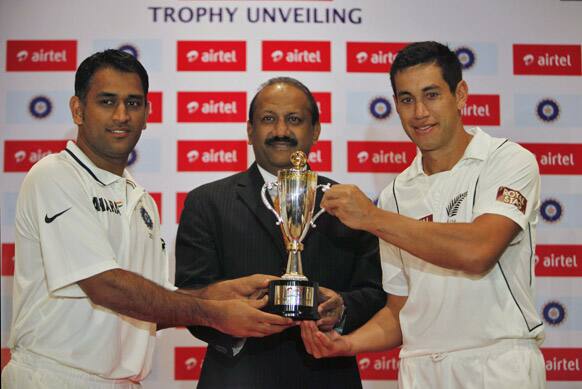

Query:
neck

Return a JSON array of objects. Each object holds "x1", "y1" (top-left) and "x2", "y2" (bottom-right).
[
  {"x1": 76, "y1": 139, "x2": 126, "y2": 176},
  {"x1": 422, "y1": 127, "x2": 473, "y2": 175}
]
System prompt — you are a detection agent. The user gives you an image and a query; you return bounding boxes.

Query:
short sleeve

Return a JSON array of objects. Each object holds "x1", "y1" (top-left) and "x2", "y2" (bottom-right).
[
  {"x1": 377, "y1": 183, "x2": 409, "y2": 296},
  {"x1": 472, "y1": 143, "x2": 540, "y2": 230},
  {"x1": 16, "y1": 160, "x2": 120, "y2": 297}
]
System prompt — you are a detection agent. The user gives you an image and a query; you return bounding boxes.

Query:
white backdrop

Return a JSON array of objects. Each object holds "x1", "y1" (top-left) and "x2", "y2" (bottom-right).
[{"x1": 1, "y1": 0, "x2": 581, "y2": 387}]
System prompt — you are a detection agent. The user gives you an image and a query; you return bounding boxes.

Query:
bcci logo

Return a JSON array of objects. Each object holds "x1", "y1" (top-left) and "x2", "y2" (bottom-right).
[
  {"x1": 369, "y1": 97, "x2": 391, "y2": 120},
  {"x1": 536, "y1": 98, "x2": 560, "y2": 123},
  {"x1": 540, "y1": 198, "x2": 563, "y2": 223},
  {"x1": 455, "y1": 47, "x2": 476, "y2": 70},
  {"x1": 29, "y1": 96, "x2": 52, "y2": 119},
  {"x1": 542, "y1": 301, "x2": 566, "y2": 326},
  {"x1": 118, "y1": 44, "x2": 139, "y2": 59},
  {"x1": 127, "y1": 149, "x2": 138, "y2": 167}
]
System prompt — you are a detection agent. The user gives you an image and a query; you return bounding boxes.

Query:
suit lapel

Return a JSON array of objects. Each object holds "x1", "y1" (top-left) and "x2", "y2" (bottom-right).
[{"x1": 236, "y1": 163, "x2": 287, "y2": 259}]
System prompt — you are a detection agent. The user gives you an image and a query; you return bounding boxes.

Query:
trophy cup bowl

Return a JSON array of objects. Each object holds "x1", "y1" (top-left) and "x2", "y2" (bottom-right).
[{"x1": 261, "y1": 151, "x2": 330, "y2": 320}]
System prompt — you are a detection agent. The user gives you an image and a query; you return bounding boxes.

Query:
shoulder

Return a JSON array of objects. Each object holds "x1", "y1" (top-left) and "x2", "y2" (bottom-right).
[
  {"x1": 487, "y1": 138, "x2": 539, "y2": 172},
  {"x1": 22, "y1": 152, "x2": 79, "y2": 190},
  {"x1": 186, "y1": 171, "x2": 246, "y2": 200}
]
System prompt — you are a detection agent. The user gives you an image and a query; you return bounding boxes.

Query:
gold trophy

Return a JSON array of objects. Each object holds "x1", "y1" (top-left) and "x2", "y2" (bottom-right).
[{"x1": 261, "y1": 151, "x2": 330, "y2": 320}]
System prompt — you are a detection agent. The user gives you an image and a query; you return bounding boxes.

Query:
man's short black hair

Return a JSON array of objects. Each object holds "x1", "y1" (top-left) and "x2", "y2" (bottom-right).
[
  {"x1": 75, "y1": 49, "x2": 149, "y2": 101},
  {"x1": 248, "y1": 77, "x2": 320, "y2": 125},
  {"x1": 390, "y1": 41, "x2": 462, "y2": 95}
]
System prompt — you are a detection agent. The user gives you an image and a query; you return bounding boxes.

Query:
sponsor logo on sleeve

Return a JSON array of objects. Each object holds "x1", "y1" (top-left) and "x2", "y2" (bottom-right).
[
  {"x1": 461, "y1": 94, "x2": 500, "y2": 126},
  {"x1": 6, "y1": 40, "x2": 77, "y2": 71},
  {"x1": 262, "y1": 41, "x2": 330, "y2": 71},
  {"x1": 346, "y1": 42, "x2": 408, "y2": 73},
  {"x1": 357, "y1": 349, "x2": 400, "y2": 380},
  {"x1": 4, "y1": 140, "x2": 68, "y2": 172},
  {"x1": 177, "y1": 140, "x2": 247, "y2": 172},
  {"x1": 1, "y1": 243, "x2": 15, "y2": 276},
  {"x1": 174, "y1": 347, "x2": 207, "y2": 380},
  {"x1": 177, "y1": 92, "x2": 246, "y2": 122},
  {"x1": 150, "y1": 192, "x2": 162, "y2": 224},
  {"x1": 521, "y1": 143, "x2": 582, "y2": 175},
  {"x1": 513, "y1": 44, "x2": 582, "y2": 76},
  {"x1": 535, "y1": 244, "x2": 581, "y2": 277},
  {"x1": 348, "y1": 142, "x2": 417, "y2": 173},
  {"x1": 177, "y1": 41, "x2": 246, "y2": 71},
  {"x1": 176, "y1": 192, "x2": 188, "y2": 224},
  {"x1": 312, "y1": 92, "x2": 331, "y2": 123},
  {"x1": 496, "y1": 187, "x2": 527, "y2": 214},
  {"x1": 541, "y1": 348, "x2": 582, "y2": 381},
  {"x1": 308, "y1": 140, "x2": 332, "y2": 172},
  {"x1": 147, "y1": 91, "x2": 163, "y2": 123}
]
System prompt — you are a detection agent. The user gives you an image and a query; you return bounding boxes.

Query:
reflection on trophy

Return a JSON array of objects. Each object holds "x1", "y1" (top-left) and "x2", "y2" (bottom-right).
[{"x1": 261, "y1": 151, "x2": 330, "y2": 320}]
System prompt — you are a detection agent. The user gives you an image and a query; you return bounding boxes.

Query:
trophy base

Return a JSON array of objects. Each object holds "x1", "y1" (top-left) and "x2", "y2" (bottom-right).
[{"x1": 267, "y1": 279, "x2": 319, "y2": 320}]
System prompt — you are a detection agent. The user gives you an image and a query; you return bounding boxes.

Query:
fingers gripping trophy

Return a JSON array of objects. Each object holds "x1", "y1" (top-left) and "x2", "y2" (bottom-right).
[{"x1": 261, "y1": 151, "x2": 330, "y2": 320}]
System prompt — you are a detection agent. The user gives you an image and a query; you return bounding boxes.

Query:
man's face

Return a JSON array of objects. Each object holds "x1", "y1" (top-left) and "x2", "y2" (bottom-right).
[
  {"x1": 247, "y1": 83, "x2": 320, "y2": 175},
  {"x1": 70, "y1": 67, "x2": 148, "y2": 174},
  {"x1": 393, "y1": 62, "x2": 467, "y2": 155}
]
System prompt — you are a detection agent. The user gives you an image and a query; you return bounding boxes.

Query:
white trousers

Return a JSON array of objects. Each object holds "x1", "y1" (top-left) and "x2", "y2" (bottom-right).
[
  {"x1": 1, "y1": 350, "x2": 141, "y2": 389},
  {"x1": 399, "y1": 339, "x2": 546, "y2": 389}
]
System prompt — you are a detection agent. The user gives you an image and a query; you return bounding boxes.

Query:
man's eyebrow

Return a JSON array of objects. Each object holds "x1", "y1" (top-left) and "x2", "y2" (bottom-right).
[
  {"x1": 95, "y1": 92, "x2": 145, "y2": 100},
  {"x1": 421, "y1": 84, "x2": 441, "y2": 92}
]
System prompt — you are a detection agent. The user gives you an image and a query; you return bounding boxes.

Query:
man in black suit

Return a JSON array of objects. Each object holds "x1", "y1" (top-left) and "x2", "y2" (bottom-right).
[{"x1": 175, "y1": 77, "x2": 385, "y2": 388}]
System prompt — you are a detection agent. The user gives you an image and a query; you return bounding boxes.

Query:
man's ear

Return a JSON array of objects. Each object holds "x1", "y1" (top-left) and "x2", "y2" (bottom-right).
[
  {"x1": 455, "y1": 80, "x2": 468, "y2": 111},
  {"x1": 246, "y1": 121, "x2": 254, "y2": 145},
  {"x1": 312, "y1": 122, "x2": 321, "y2": 144},
  {"x1": 142, "y1": 100, "x2": 150, "y2": 130},
  {"x1": 70, "y1": 96, "x2": 83, "y2": 126}
]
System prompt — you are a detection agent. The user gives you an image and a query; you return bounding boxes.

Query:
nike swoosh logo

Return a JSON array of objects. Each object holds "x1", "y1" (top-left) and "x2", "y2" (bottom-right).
[{"x1": 45, "y1": 207, "x2": 72, "y2": 223}]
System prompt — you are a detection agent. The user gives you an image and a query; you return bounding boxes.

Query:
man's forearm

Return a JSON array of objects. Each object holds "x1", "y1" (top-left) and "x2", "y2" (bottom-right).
[
  {"x1": 79, "y1": 268, "x2": 215, "y2": 327},
  {"x1": 365, "y1": 209, "x2": 519, "y2": 274},
  {"x1": 346, "y1": 304, "x2": 403, "y2": 354}
]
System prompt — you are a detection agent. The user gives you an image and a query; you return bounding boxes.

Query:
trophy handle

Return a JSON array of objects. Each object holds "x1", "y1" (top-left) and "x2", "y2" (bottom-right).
[
  {"x1": 261, "y1": 182, "x2": 283, "y2": 225},
  {"x1": 309, "y1": 183, "x2": 332, "y2": 228}
]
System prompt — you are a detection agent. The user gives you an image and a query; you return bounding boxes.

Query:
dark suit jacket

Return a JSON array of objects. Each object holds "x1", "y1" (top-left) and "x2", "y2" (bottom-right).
[{"x1": 175, "y1": 163, "x2": 386, "y2": 389}]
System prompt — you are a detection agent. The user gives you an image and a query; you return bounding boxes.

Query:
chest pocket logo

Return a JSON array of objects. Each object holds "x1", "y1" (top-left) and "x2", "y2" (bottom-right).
[{"x1": 446, "y1": 191, "x2": 468, "y2": 221}]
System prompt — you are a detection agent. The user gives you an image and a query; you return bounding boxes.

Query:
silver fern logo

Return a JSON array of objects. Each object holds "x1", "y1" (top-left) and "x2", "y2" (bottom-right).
[{"x1": 446, "y1": 191, "x2": 468, "y2": 218}]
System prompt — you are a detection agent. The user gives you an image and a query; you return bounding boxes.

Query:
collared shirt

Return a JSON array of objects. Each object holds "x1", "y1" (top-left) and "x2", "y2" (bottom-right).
[
  {"x1": 379, "y1": 127, "x2": 544, "y2": 358},
  {"x1": 9, "y1": 141, "x2": 173, "y2": 381}
]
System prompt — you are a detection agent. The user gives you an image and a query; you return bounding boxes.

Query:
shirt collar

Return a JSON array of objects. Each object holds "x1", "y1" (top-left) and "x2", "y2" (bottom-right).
[
  {"x1": 257, "y1": 163, "x2": 278, "y2": 184},
  {"x1": 64, "y1": 140, "x2": 133, "y2": 186},
  {"x1": 402, "y1": 126, "x2": 490, "y2": 181}
]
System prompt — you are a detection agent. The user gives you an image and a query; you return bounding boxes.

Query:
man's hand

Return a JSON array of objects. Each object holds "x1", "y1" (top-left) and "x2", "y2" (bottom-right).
[
  {"x1": 316, "y1": 287, "x2": 344, "y2": 332},
  {"x1": 200, "y1": 274, "x2": 279, "y2": 300},
  {"x1": 208, "y1": 296, "x2": 296, "y2": 338},
  {"x1": 321, "y1": 184, "x2": 377, "y2": 231},
  {"x1": 300, "y1": 321, "x2": 353, "y2": 359}
]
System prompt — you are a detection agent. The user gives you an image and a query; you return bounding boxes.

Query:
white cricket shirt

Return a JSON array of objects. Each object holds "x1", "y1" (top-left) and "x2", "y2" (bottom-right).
[
  {"x1": 8, "y1": 141, "x2": 173, "y2": 381},
  {"x1": 379, "y1": 127, "x2": 544, "y2": 359}
]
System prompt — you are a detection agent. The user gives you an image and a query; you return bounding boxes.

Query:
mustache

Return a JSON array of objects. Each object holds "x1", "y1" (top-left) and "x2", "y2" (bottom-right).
[{"x1": 265, "y1": 136, "x2": 298, "y2": 147}]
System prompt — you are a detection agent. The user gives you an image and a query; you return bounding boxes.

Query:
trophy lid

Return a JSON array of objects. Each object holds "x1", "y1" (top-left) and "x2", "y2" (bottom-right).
[{"x1": 290, "y1": 151, "x2": 307, "y2": 171}]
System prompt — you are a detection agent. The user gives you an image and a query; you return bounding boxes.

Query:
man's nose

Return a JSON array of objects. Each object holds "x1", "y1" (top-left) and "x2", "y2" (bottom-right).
[{"x1": 112, "y1": 103, "x2": 130, "y2": 122}]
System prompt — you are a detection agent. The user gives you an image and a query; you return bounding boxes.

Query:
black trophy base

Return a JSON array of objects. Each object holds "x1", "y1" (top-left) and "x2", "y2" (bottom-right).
[{"x1": 267, "y1": 279, "x2": 319, "y2": 320}]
